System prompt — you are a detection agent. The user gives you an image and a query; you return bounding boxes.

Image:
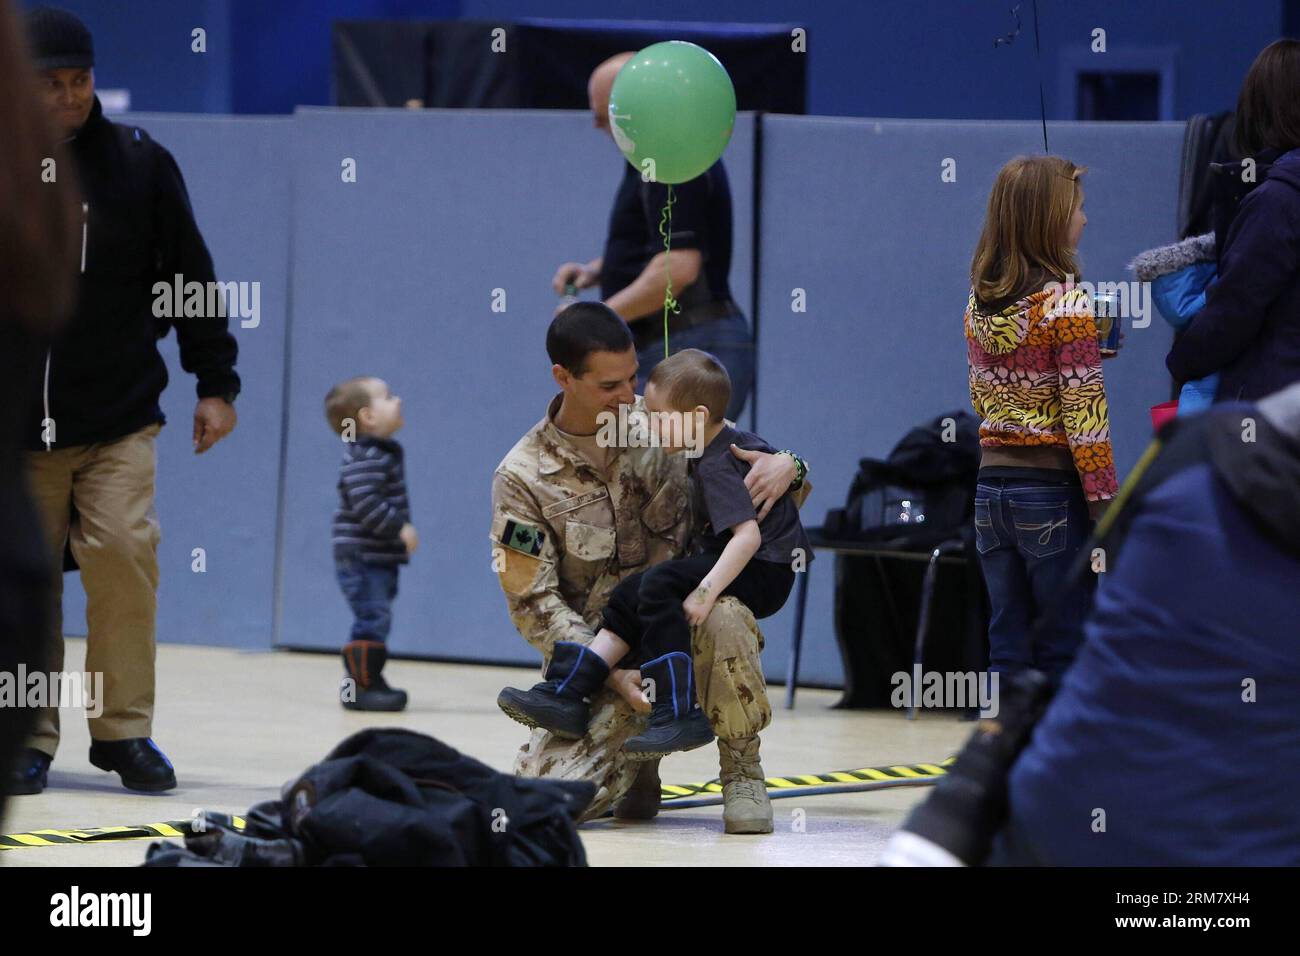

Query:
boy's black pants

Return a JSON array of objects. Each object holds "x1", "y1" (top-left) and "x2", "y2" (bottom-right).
[{"x1": 601, "y1": 552, "x2": 795, "y2": 660}]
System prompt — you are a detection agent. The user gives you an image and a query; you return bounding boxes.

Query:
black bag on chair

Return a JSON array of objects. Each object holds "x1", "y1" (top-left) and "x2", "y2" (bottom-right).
[
  {"x1": 823, "y1": 410, "x2": 988, "y2": 708},
  {"x1": 824, "y1": 410, "x2": 981, "y2": 550}
]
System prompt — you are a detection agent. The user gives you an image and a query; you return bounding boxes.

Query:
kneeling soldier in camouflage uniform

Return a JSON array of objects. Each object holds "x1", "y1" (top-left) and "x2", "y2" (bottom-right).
[{"x1": 490, "y1": 303, "x2": 809, "y2": 833}]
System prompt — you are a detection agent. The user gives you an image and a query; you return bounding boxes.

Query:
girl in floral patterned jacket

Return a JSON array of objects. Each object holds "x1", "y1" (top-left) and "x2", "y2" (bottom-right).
[{"x1": 964, "y1": 155, "x2": 1117, "y2": 680}]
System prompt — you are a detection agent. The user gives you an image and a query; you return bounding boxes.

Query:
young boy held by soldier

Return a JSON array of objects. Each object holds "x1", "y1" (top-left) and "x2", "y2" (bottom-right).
[{"x1": 498, "y1": 349, "x2": 810, "y2": 757}]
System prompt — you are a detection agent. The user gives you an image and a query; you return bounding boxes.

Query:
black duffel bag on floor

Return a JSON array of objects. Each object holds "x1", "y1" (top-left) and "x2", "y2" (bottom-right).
[{"x1": 143, "y1": 728, "x2": 595, "y2": 867}]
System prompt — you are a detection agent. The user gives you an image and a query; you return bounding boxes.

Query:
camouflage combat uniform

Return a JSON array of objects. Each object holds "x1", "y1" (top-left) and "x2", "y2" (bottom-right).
[{"x1": 490, "y1": 395, "x2": 772, "y2": 820}]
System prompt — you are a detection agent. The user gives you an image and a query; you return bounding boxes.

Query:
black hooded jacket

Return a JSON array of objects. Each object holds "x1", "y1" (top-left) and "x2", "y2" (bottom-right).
[
  {"x1": 1167, "y1": 148, "x2": 1300, "y2": 402},
  {"x1": 24, "y1": 96, "x2": 239, "y2": 451}
]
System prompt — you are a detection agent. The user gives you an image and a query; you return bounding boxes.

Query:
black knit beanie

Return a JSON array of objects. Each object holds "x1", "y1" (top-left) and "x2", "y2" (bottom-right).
[{"x1": 25, "y1": 6, "x2": 94, "y2": 71}]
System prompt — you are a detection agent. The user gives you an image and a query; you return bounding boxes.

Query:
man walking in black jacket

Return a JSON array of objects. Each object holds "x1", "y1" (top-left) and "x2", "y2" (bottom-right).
[{"x1": 7, "y1": 7, "x2": 240, "y2": 795}]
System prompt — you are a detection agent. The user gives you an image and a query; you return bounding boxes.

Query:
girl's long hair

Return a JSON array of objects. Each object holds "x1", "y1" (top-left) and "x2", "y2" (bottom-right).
[
  {"x1": 971, "y1": 155, "x2": 1085, "y2": 311},
  {"x1": 0, "y1": 0, "x2": 81, "y2": 333}
]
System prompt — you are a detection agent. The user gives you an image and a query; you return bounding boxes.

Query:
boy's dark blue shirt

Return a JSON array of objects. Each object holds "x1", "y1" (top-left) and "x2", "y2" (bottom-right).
[
  {"x1": 687, "y1": 424, "x2": 811, "y2": 566},
  {"x1": 332, "y1": 434, "x2": 411, "y2": 565}
]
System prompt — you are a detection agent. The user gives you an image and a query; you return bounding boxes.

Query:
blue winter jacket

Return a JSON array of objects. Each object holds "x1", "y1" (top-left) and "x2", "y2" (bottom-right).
[{"x1": 1133, "y1": 233, "x2": 1218, "y2": 415}]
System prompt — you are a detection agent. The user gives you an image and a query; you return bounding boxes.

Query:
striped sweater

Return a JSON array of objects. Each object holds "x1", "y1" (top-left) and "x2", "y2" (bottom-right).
[
  {"x1": 965, "y1": 286, "x2": 1119, "y2": 502},
  {"x1": 332, "y1": 435, "x2": 412, "y2": 564}
]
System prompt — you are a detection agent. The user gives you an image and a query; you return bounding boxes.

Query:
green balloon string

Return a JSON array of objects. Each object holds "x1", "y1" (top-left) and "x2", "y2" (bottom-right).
[{"x1": 658, "y1": 184, "x2": 679, "y2": 360}]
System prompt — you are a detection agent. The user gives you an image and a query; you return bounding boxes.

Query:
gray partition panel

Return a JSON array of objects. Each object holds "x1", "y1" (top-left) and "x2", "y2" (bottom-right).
[
  {"x1": 276, "y1": 108, "x2": 754, "y2": 663},
  {"x1": 55, "y1": 107, "x2": 1184, "y2": 693},
  {"x1": 754, "y1": 117, "x2": 1185, "y2": 687}
]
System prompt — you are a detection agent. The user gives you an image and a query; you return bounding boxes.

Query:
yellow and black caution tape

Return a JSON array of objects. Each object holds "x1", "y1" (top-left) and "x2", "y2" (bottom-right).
[
  {"x1": 659, "y1": 756, "x2": 955, "y2": 803},
  {"x1": 2, "y1": 757, "x2": 956, "y2": 847},
  {"x1": 0, "y1": 816, "x2": 245, "y2": 852}
]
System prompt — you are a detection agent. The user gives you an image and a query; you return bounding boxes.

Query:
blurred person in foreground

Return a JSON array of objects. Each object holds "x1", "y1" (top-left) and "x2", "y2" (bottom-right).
[
  {"x1": 884, "y1": 383, "x2": 1300, "y2": 866},
  {"x1": 9, "y1": 6, "x2": 240, "y2": 795},
  {"x1": 0, "y1": 0, "x2": 80, "y2": 822}
]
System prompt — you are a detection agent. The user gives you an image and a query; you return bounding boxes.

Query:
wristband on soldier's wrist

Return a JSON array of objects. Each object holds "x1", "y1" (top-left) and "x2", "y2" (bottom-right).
[{"x1": 779, "y1": 450, "x2": 807, "y2": 490}]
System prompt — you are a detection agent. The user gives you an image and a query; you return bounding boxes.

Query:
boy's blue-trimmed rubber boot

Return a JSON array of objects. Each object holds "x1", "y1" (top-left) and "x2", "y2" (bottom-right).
[
  {"x1": 623, "y1": 651, "x2": 715, "y2": 760},
  {"x1": 497, "y1": 641, "x2": 610, "y2": 739}
]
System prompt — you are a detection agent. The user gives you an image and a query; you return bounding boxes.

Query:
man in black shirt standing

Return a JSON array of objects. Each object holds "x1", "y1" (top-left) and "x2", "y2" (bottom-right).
[
  {"x1": 552, "y1": 52, "x2": 754, "y2": 420},
  {"x1": 7, "y1": 8, "x2": 240, "y2": 796}
]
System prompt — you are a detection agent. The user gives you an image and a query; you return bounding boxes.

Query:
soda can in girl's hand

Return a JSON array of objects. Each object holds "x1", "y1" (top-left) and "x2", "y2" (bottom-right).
[{"x1": 1093, "y1": 292, "x2": 1121, "y2": 355}]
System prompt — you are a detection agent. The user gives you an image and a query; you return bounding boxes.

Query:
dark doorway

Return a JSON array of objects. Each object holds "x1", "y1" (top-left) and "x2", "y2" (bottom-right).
[{"x1": 1076, "y1": 72, "x2": 1161, "y2": 121}]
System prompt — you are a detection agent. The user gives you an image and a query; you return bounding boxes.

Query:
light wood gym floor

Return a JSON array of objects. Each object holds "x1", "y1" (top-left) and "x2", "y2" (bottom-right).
[{"x1": 1, "y1": 638, "x2": 972, "y2": 867}]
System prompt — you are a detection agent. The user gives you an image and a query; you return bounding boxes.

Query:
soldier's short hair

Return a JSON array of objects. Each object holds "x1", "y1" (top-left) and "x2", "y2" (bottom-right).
[
  {"x1": 647, "y1": 349, "x2": 730, "y2": 424},
  {"x1": 547, "y1": 302, "x2": 634, "y2": 376},
  {"x1": 324, "y1": 376, "x2": 376, "y2": 435}
]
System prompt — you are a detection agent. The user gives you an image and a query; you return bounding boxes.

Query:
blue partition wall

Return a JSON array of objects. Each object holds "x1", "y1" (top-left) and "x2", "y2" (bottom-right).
[
  {"x1": 754, "y1": 117, "x2": 1184, "y2": 686},
  {"x1": 58, "y1": 109, "x2": 1185, "y2": 690},
  {"x1": 60, "y1": 115, "x2": 291, "y2": 650},
  {"x1": 274, "y1": 109, "x2": 755, "y2": 663}
]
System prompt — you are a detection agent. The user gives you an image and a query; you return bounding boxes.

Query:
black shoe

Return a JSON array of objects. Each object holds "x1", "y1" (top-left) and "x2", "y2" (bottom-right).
[
  {"x1": 497, "y1": 641, "x2": 611, "y2": 739},
  {"x1": 624, "y1": 651, "x2": 716, "y2": 760},
  {"x1": 5, "y1": 748, "x2": 52, "y2": 796},
  {"x1": 88, "y1": 738, "x2": 177, "y2": 792},
  {"x1": 341, "y1": 640, "x2": 408, "y2": 712},
  {"x1": 612, "y1": 758, "x2": 662, "y2": 820}
]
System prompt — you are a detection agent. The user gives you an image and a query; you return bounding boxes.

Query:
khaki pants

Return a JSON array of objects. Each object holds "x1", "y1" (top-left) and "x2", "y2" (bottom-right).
[
  {"x1": 513, "y1": 596, "x2": 770, "y2": 820},
  {"x1": 23, "y1": 422, "x2": 162, "y2": 756}
]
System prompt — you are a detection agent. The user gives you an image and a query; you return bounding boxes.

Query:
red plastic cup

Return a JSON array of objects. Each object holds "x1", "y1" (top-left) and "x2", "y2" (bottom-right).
[{"x1": 1150, "y1": 400, "x2": 1179, "y2": 432}]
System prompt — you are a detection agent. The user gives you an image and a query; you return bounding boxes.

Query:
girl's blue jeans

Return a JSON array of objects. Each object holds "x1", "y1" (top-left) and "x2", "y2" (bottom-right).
[{"x1": 974, "y1": 477, "x2": 1095, "y2": 680}]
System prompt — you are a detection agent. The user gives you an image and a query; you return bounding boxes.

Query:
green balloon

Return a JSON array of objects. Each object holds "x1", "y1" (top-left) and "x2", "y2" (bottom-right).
[{"x1": 608, "y1": 41, "x2": 737, "y2": 185}]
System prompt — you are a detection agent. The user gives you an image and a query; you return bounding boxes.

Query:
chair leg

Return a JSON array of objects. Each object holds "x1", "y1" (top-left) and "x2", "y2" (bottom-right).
[
  {"x1": 908, "y1": 545, "x2": 945, "y2": 720},
  {"x1": 785, "y1": 567, "x2": 811, "y2": 709}
]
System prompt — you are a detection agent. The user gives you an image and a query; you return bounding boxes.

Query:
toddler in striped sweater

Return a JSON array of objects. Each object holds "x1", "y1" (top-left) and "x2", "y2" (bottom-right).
[{"x1": 324, "y1": 376, "x2": 418, "y2": 711}]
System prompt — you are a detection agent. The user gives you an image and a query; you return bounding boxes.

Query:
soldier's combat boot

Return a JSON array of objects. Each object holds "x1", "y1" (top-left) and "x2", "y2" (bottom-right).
[
  {"x1": 718, "y1": 735, "x2": 774, "y2": 834},
  {"x1": 497, "y1": 641, "x2": 610, "y2": 739},
  {"x1": 612, "y1": 758, "x2": 662, "y2": 820},
  {"x1": 341, "y1": 640, "x2": 408, "y2": 712},
  {"x1": 623, "y1": 652, "x2": 715, "y2": 760}
]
